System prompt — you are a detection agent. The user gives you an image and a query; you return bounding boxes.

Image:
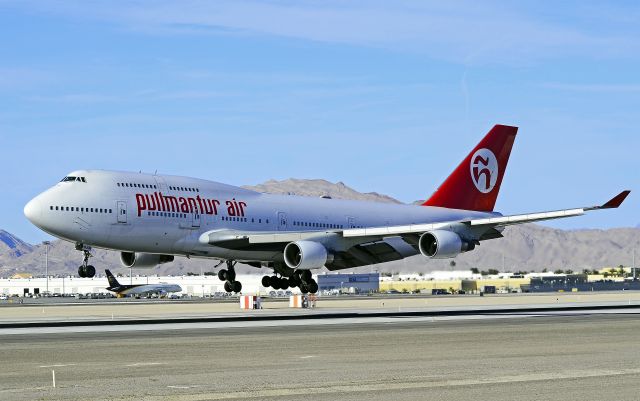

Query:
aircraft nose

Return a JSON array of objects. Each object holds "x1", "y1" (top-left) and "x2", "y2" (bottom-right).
[{"x1": 24, "y1": 196, "x2": 42, "y2": 224}]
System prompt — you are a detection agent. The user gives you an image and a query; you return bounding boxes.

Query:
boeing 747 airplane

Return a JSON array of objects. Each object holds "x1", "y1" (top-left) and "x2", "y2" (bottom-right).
[
  {"x1": 24, "y1": 125, "x2": 630, "y2": 294},
  {"x1": 105, "y1": 269, "x2": 181, "y2": 298}
]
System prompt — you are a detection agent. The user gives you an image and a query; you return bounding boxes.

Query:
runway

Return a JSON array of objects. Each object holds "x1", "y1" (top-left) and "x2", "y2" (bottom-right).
[
  {"x1": 2, "y1": 309, "x2": 640, "y2": 400},
  {"x1": 3, "y1": 291, "x2": 640, "y2": 326}
]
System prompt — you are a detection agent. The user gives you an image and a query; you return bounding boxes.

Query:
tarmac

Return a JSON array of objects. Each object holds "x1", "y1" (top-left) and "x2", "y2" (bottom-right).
[
  {"x1": 1, "y1": 311, "x2": 640, "y2": 401},
  {"x1": 1, "y1": 293, "x2": 640, "y2": 400},
  {"x1": 2, "y1": 291, "x2": 640, "y2": 323}
]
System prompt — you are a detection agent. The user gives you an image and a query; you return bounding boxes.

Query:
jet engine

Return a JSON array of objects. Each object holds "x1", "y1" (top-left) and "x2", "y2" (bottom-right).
[
  {"x1": 418, "y1": 230, "x2": 475, "y2": 259},
  {"x1": 283, "y1": 240, "x2": 332, "y2": 270},
  {"x1": 120, "y1": 252, "x2": 175, "y2": 268}
]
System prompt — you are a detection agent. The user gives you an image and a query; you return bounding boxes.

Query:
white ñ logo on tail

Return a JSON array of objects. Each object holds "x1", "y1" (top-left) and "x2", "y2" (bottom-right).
[{"x1": 470, "y1": 148, "x2": 498, "y2": 193}]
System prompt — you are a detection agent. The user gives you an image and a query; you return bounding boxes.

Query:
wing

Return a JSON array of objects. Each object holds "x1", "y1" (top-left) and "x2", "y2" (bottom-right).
[
  {"x1": 342, "y1": 190, "x2": 630, "y2": 239},
  {"x1": 201, "y1": 191, "x2": 629, "y2": 244},
  {"x1": 198, "y1": 228, "x2": 419, "y2": 268},
  {"x1": 198, "y1": 191, "x2": 629, "y2": 268}
]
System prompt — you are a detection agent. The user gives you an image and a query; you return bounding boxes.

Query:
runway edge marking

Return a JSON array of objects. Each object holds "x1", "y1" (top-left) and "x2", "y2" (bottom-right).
[{"x1": 0, "y1": 303, "x2": 638, "y2": 329}]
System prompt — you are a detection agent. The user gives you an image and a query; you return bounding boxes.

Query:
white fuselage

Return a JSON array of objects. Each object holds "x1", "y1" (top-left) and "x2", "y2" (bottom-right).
[{"x1": 24, "y1": 170, "x2": 496, "y2": 265}]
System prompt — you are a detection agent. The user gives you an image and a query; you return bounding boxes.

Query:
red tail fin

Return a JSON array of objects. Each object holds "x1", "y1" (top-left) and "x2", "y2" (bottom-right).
[{"x1": 423, "y1": 124, "x2": 518, "y2": 212}]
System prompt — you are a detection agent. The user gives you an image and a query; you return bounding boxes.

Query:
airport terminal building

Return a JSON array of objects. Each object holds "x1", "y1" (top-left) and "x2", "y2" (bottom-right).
[
  {"x1": 317, "y1": 273, "x2": 380, "y2": 293},
  {"x1": 0, "y1": 273, "x2": 380, "y2": 297},
  {"x1": 1, "y1": 270, "x2": 638, "y2": 298},
  {"x1": 0, "y1": 274, "x2": 307, "y2": 297}
]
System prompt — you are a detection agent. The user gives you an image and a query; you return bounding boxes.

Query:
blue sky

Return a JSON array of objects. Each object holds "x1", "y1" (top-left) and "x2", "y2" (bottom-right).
[{"x1": 1, "y1": 1, "x2": 638, "y2": 244}]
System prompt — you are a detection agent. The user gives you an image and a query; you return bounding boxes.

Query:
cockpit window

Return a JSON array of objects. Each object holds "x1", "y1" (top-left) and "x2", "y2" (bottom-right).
[{"x1": 60, "y1": 176, "x2": 87, "y2": 183}]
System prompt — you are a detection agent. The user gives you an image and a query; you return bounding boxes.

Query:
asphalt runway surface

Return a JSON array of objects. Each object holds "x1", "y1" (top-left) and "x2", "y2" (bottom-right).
[
  {"x1": 2, "y1": 310, "x2": 640, "y2": 401},
  {"x1": 4, "y1": 291, "x2": 640, "y2": 324}
]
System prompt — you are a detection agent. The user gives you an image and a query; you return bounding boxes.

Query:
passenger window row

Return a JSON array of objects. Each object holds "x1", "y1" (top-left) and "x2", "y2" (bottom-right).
[
  {"x1": 222, "y1": 216, "x2": 248, "y2": 222},
  {"x1": 169, "y1": 186, "x2": 199, "y2": 193},
  {"x1": 147, "y1": 211, "x2": 187, "y2": 219},
  {"x1": 293, "y1": 221, "x2": 344, "y2": 229},
  {"x1": 221, "y1": 216, "x2": 269, "y2": 224},
  {"x1": 50, "y1": 206, "x2": 112, "y2": 213},
  {"x1": 117, "y1": 182, "x2": 156, "y2": 189}
]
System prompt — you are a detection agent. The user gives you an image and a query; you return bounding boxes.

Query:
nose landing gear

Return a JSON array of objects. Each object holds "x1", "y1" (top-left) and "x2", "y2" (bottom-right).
[
  {"x1": 217, "y1": 260, "x2": 242, "y2": 293},
  {"x1": 75, "y1": 244, "x2": 96, "y2": 278}
]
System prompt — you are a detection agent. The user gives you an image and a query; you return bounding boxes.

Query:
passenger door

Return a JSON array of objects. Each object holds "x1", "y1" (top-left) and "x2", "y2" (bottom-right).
[
  {"x1": 277, "y1": 212, "x2": 287, "y2": 231},
  {"x1": 117, "y1": 201, "x2": 127, "y2": 223},
  {"x1": 192, "y1": 205, "x2": 201, "y2": 228}
]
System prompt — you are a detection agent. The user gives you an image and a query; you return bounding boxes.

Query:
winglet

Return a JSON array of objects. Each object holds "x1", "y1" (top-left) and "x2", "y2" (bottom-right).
[{"x1": 600, "y1": 190, "x2": 631, "y2": 209}]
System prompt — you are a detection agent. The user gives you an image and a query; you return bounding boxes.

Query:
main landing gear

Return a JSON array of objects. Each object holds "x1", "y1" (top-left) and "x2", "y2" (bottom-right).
[
  {"x1": 261, "y1": 270, "x2": 318, "y2": 294},
  {"x1": 218, "y1": 260, "x2": 242, "y2": 293},
  {"x1": 75, "y1": 244, "x2": 96, "y2": 278}
]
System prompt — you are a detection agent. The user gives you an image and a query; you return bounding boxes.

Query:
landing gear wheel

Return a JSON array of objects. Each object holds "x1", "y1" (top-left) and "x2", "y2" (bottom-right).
[
  {"x1": 220, "y1": 261, "x2": 241, "y2": 293},
  {"x1": 300, "y1": 283, "x2": 309, "y2": 294},
  {"x1": 307, "y1": 280, "x2": 318, "y2": 294},
  {"x1": 290, "y1": 272, "x2": 301, "y2": 287},
  {"x1": 77, "y1": 245, "x2": 94, "y2": 278},
  {"x1": 301, "y1": 270, "x2": 312, "y2": 283},
  {"x1": 261, "y1": 276, "x2": 271, "y2": 287},
  {"x1": 226, "y1": 270, "x2": 236, "y2": 282},
  {"x1": 279, "y1": 278, "x2": 289, "y2": 290},
  {"x1": 85, "y1": 265, "x2": 96, "y2": 278},
  {"x1": 271, "y1": 277, "x2": 281, "y2": 290},
  {"x1": 218, "y1": 269, "x2": 227, "y2": 281}
]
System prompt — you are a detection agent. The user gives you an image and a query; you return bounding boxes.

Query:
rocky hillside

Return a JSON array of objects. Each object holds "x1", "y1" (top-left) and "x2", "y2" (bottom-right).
[
  {"x1": 243, "y1": 179, "x2": 401, "y2": 204},
  {"x1": 0, "y1": 230, "x2": 33, "y2": 258}
]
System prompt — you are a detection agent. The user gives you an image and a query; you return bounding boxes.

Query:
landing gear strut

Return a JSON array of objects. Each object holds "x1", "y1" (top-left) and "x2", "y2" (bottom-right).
[
  {"x1": 76, "y1": 244, "x2": 96, "y2": 278},
  {"x1": 218, "y1": 260, "x2": 242, "y2": 293},
  {"x1": 261, "y1": 270, "x2": 318, "y2": 294},
  {"x1": 297, "y1": 270, "x2": 319, "y2": 294}
]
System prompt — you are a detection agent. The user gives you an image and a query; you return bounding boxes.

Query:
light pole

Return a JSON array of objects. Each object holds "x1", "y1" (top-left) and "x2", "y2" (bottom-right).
[{"x1": 42, "y1": 241, "x2": 50, "y2": 294}]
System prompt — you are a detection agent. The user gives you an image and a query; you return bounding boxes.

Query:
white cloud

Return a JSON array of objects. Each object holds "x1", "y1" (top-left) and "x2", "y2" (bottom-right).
[
  {"x1": 25, "y1": 89, "x2": 234, "y2": 103},
  {"x1": 6, "y1": 1, "x2": 640, "y2": 65}
]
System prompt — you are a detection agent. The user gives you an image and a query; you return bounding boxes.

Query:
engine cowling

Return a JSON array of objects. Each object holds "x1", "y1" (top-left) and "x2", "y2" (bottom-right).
[
  {"x1": 283, "y1": 241, "x2": 332, "y2": 270},
  {"x1": 120, "y1": 252, "x2": 175, "y2": 268},
  {"x1": 418, "y1": 230, "x2": 475, "y2": 259}
]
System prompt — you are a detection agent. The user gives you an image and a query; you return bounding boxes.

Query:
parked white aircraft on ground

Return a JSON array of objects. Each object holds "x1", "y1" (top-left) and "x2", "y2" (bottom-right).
[{"x1": 24, "y1": 125, "x2": 630, "y2": 294}]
